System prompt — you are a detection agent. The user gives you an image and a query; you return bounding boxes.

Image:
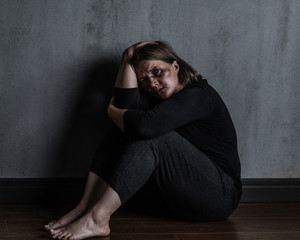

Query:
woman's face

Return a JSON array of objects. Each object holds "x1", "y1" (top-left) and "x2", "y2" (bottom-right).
[{"x1": 135, "y1": 60, "x2": 183, "y2": 99}]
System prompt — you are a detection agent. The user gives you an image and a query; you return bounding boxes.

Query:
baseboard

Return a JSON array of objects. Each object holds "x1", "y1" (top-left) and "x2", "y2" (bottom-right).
[
  {"x1": 0, "y1": 178, "x2": 299, "y2": 203},
  {"x1": 241, "y1": 178, "x2": 300, "y2": 202},
  {"x1": 0, "y1": 178, "x2": 86, "y2": 204}
]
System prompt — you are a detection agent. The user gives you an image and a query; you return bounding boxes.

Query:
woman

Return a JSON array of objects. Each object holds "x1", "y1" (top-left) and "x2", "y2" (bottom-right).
[{"x1": 45, "y1": 41, "x2": 242, "y2": 240}]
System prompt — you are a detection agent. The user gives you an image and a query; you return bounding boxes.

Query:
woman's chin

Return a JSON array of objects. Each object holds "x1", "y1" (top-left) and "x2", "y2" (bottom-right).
[
  {"x1": 148, "y1": 88, "x2": 171, "y2": 99},
  {"x1": 157, "y1": 89, "x2": 171, "y2": 99},
  {"x1": 153, "y1": 92, "x2": 169, "y2": 99}
]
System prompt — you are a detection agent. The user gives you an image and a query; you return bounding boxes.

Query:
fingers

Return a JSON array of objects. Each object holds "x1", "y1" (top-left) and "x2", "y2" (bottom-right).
[
  {"x1": 135, "y1": 41, "x2": 157, "y2": 48},
  {"x1": 107, "y1": 97, "x2": 116, "y2": 119},
  {"x1": 109, "y1": 97, "x2": 115, "y2": 105},
  {"x1": 108, "y1": 97, "x2": 115, "y2": 110},
  {"x1": 123, "y1": 41, "x2": 158, "y2": 60}
]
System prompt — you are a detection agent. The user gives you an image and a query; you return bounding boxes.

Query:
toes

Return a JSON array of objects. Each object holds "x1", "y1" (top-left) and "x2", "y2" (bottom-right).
[
  {"x1": 57, "y1": 232, "x2": 64, "y2": 239},
  {"x1": 57, "y1": 231, "x2": 71, "y2": 240},
  {"x1": 45, "y1": 221, "x2": 56, "y2": 231},
  {"x1": 57, "y1": 232, "x2": 66, "y2": 240},
  {"x1": 63, "y1": 233, "x2": 72, "y2": 240},
  {"x1": 68, "y1": 234, "x2": 75, "y2": 240},
  {"x1": 51, "y1": 228, "x2": 64, "y2": 239}
]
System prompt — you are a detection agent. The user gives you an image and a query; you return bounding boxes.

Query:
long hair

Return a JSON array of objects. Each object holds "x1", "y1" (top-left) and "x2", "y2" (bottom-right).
[{"x1": 131, "y1": 41, "x2": 201, "y2": 86}]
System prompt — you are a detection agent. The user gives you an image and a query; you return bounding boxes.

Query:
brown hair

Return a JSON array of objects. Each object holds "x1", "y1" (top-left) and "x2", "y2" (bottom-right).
[{"x1": 131, "y1": 41, "x2": 201, "y2": 86}]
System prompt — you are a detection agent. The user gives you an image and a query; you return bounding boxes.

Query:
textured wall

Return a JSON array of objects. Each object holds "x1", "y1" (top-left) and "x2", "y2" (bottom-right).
[{"x1": 0, "y1": 0, "x2": 299, "y2": 178}]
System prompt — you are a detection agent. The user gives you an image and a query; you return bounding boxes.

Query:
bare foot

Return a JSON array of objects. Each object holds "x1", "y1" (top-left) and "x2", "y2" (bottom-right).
[
  {"x1": 50, "y1": 210, "x2": 110, "y2": 240},
  {"x1": 45, "y1": 203, "x2": 86, "y2": 232},
  {"x1": 45, "y1": 172, "x2": 108, "y2": 232}
]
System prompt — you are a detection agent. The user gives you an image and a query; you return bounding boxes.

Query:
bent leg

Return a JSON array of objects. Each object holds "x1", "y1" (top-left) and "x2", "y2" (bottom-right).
[
  {"x1": 106, "y1": 136, "x2": 160, "y2": 204},
  {"x1": 106, "y1": 131, "x2": 238, "y2": 221},
  {"x1": 49, "y1": 124, "x2": 125, "y2": 239},
  {"x1": 90, "y1": 123, "x2": 127, "y2": 182},
  {"x1": 151, "y1": 132, "x2": 238, "y2": 221},
  {"x1": 45, "y1": 124, "x2": 123, "y2": 233}
]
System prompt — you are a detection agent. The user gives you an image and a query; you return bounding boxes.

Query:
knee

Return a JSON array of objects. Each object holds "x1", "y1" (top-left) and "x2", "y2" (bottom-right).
[{"x1": 121, "y1": 138, "x2": 159, "y2": 163}]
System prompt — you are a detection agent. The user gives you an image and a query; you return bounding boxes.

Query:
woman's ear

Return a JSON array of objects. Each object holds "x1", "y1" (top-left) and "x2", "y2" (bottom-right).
[{"x1": 172, "y1": 61, "x2": 180, "y2": 73}]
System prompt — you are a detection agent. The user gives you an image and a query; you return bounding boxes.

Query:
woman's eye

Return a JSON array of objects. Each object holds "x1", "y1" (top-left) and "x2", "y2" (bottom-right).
[{"x1": 152, "y1": 68, "x2": 161, "y2": 76}]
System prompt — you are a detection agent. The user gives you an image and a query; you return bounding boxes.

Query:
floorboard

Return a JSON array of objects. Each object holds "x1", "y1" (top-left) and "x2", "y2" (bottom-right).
[{"x1": 0, "y1": 203, "x2": 299, "y2": 240}]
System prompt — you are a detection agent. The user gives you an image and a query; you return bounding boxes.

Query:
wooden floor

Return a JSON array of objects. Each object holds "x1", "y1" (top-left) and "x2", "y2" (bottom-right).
[{"x1": 0, "y1": 203, "x2": 299, "y2": 240}]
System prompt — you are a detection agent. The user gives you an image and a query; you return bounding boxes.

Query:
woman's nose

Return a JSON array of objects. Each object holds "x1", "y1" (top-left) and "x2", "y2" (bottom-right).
[{"x1": 149, "y1": 77, "x2": 158, "y2": 89}]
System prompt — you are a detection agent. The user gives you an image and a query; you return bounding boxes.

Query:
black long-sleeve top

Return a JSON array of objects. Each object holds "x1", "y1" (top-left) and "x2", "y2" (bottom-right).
[{"x1": 115, "y1": 79, "x2": 242, "y2": 196}]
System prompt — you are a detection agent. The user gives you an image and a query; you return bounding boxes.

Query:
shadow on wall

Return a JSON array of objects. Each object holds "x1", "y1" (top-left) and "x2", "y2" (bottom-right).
[{"x1": 55, "y1": 57, "x2": 119, "y2": 177}]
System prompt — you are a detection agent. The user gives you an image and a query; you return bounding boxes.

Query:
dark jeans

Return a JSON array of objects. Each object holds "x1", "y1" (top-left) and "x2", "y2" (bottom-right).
[{"x1": 90, "y1": 125, "x2": 239, "y2": 221}]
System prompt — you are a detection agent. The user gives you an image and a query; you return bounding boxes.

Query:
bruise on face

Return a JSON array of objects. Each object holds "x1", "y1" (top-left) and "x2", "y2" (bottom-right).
[
  {"x1": 135, "y1": 60, "x2": 181, "y2": 99},
  {"x1": 136, "y1": 62, "x2": 170, "y2": 86}
]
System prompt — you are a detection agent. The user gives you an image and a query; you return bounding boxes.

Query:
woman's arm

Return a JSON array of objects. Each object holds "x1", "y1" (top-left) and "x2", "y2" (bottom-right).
[
  {"x1": 112, "y1": 41, "x2": 157, "y2": 130},
  {"x1": 113, "y1": 43, "x2": 141, "y2": 111},
  {"x1": 107, "y1": 97, "x2": 127, "y2": 132},
  {"x1": 115, "y1": 56, "x2": 137, "y2": 88},
  {"x1": 113, "y1": 43, "x2": 141, "y2": 109},
  {"x1": 115, "y1": 41, "x2": 157, "y2": 88},
  {"x1": 123, "y1": 84, "x2": 215, "y2": 138},
  {"x1": 109, "y1": 84, "x2": 214, "y2": 137}
]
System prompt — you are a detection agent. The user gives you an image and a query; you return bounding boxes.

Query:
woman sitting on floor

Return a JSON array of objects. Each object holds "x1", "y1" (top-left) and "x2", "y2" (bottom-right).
[{"x1": 45, "y1": 41, "x2": 242, "y2": 240}]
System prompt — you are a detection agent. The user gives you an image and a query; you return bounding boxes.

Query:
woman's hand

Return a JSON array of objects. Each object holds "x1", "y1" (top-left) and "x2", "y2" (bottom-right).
[
  {"x1": 107, "y1": 97, "x2": 117, "y2": 118},
  {"x1": 122, "y1": 41, "x2": 157, "y2": 62},
  {"x1": 107, "y1": 97, "x2": 127, "y2": 132}
]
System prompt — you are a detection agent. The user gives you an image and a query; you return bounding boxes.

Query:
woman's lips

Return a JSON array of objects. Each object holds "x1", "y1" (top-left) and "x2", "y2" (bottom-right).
[
  {"x1": 157, "y1": 87, "x2": 164, "y2": 94},
  {"x1": 150, "y1": 87, "x2": 165, "y2": 98}
]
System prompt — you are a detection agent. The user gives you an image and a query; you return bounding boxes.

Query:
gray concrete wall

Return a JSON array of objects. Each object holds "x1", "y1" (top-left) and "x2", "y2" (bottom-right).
[{"x1": 0, "y1": 0, "x2": 299, "y2": 178}]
